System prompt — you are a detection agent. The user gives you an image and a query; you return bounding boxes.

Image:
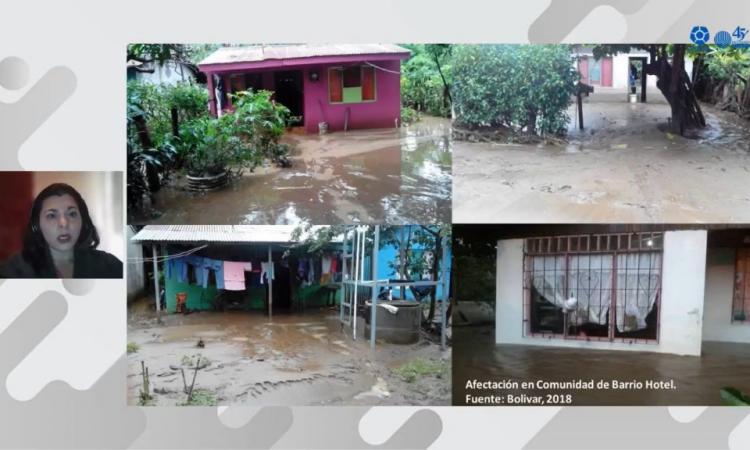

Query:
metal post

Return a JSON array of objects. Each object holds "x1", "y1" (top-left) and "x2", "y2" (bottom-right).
[
  {"x1": 641, "y1": 58, "x2": 647, "y2": 103},
  {"x1": 370, "y1": 225, "x2": 380, "y2": 349},
  {"x1": 577, "y1": 91, "x2": 584, "y2": 130},
  {"x1": 440, "y1": 237, "x2": 448, "y2": 350},
  {"x1": 352, "y1": 229, "x2": 360, "y2": 340},
  {"x1": 152, "y1": 244, "x2": 161, "y2": 321},
  {"x1": 268, "y1": 245, "x2": 273, "y2": 319},
  {"x1": 340, "y1": 231, "x2": 348, "y2": 324}
]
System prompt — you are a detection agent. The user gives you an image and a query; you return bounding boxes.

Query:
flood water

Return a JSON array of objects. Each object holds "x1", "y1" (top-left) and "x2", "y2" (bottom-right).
[
  {"x1": 454, "y1": 92, "x2": 750, "y2": 223},
  {"x1": 453, "y1": 326, "x2": 750, "y2": 406},
  {"x1": 137, "y1": 117, "x2": 451, "y2": 225},
  {"x1": 127, "y1": 304, "x2": 450, "y2": 406}
]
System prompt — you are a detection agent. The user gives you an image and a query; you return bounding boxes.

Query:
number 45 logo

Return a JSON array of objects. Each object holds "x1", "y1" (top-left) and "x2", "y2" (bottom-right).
[{"x1": 732, "y1": 26, "x2": 748, "y2": 40}]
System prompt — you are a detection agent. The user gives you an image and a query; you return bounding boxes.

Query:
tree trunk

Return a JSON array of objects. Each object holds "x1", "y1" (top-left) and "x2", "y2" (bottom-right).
[
  {"x1": 526, "y1": 110, "x2": 537, "y2": 135},
  {"x1": 427, "y1": 234, "x2": 442, "y2": 323},
  {"x1": 646, "y1": 44, "x2": 705, "y2": 135},
  {"x1": 432, "y1": 54, "x2": 452, "y2": 107},
  {"x1": 133, "y1": 115, "x2": 161, "y2": 192},
  {"x1": 171, "y1": 107, "x2": 179, "y2": 137}
]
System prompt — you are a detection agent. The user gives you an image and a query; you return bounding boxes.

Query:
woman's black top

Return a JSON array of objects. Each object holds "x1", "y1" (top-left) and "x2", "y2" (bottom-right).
[{"x1": 0, "y1": 249, "x2": 123, "y2": 279}]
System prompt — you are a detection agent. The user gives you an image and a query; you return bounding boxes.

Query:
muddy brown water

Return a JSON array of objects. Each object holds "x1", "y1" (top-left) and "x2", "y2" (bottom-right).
[
  {"x1": 136, "y1": 117, "x2": 451, "y2": 225},
  {"x1": 454, "y1": 93, "x2": 750, "y2": 223},
  {"x1": 127, "y1": 306, "x2": 450, "y2": 406},
  {"x1": 453, "y1": 325, "x2": 750, "y2": 406}
]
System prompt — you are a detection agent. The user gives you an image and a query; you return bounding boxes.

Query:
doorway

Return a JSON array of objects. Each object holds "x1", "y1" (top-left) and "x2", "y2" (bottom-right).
[{"x1": 274, "y1": 70, "x2": 304, "y2": 126}]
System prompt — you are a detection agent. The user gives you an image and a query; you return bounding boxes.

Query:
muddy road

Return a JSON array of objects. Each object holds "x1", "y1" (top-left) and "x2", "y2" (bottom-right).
[
  {"x1": 127, "y1": 306, "x2": 450, "y2": 406},
  {"x1": 135, "y1": 117, "x2": 451, "y2": 225},
  {"x1": 454, "y1": 93, "x2": 750, "y2": 223}
]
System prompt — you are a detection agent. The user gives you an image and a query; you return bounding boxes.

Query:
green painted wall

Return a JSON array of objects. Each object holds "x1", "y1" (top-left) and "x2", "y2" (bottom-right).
[{"x1": 163, "y1": 273, "x2": 341, "y2": 313}]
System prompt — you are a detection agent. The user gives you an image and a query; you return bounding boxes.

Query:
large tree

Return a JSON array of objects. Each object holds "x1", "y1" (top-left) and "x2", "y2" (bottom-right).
[{"x1": 593, "y1": 44, "x2": 706, "y2": 135}]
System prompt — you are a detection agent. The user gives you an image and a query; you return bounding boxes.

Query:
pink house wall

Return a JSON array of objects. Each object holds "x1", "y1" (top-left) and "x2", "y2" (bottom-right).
[
  {"x1": 204, "y1": 57, "x2": 403, "y2": 133},
  {"x1": 301, "y1": 60, "x2": 402, "y2": 133}
]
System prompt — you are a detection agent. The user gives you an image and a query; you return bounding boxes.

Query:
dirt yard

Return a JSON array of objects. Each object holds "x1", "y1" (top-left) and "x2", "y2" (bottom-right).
[
  {"x1": 453, "y1": 92, "x2": 750, "y2": 223},
  {"x1": 127, "y1": 299, "x2": 450, "y2": 406},
  {"x1": 134, "y1": 117, "x2": 451, "y2": 225}
]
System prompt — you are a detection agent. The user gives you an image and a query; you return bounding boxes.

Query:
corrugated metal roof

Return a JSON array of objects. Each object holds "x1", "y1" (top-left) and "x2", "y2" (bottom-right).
[
  {"x1": 130, "y1": 225, "x2": 336, "y2": 244},
  {"x1": 199, "y1": 44, "x2": 410, "y2": 66}
]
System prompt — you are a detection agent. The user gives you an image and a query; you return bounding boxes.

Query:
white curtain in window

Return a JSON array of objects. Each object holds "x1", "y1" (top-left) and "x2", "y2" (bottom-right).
[
  {"x1": 615, "y1": 253, "x2": 660, "y2": 332},
  {"x1": 531, "y1": 255, "x2": 612, "y2": 326},
  {"x1": 530, "y1": 253, "x2": 660, "y2": 331}
]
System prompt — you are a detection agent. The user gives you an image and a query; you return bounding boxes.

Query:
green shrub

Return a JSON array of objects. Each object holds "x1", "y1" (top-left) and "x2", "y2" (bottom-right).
[
  {"x1": 232, "y1": 90, "x2": 290, "y2": 151},
  {"x1": 127, "y1": 342, "x2": 139, "y2": 354},
  {"x1": 179, "y1": 116, "x2": 243, "y2": 176},
  {"x1": 127, "y1": 80, "x2": 209, "y2": 151},
  {"x1": 400, "y1": 106, "x2": 420, "y2": 125},
  {"x1": 452, "y1": 45, "x2": 579, "y2": 137}
]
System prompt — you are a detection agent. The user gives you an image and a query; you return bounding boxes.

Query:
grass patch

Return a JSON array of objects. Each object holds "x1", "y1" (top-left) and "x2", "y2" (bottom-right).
[
  {"x1": 181, "y1": 389, "x2": 217, "y2": 406},
  {"x1": 127, "y1": 342, "x2": 139, "y2": 354},
  {"x1": 137, "y1": 394, "x2": 155, "y2": 406},
  {"x1": 393, "y1": 358, "x2": 449, "y2": 383}
]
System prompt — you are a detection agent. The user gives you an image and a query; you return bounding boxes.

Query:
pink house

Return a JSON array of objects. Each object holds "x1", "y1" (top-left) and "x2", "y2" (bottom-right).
[{"x1": 198, "y1": 44, "x2": 411, "y2": 133}]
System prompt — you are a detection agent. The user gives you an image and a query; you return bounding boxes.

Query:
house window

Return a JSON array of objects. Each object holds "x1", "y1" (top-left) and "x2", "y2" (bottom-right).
[
  {"x1": 523, "y1": 233, "x2": 663, "y2": 343},
  {"x1": 328, "y1": 66, "x2": 376, "y2": 104},
  {"x1": 733, "y1": 248, "x2": 750, "y2": 323}
]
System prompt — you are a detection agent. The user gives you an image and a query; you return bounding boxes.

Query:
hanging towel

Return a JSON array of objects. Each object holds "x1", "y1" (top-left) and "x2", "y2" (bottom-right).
[
  {"x1": 223, "y1": 261, "x2": 253, "y2": 291},
  {"x1": 260, "y1": 261, "x2": 275, "y2": 284}
]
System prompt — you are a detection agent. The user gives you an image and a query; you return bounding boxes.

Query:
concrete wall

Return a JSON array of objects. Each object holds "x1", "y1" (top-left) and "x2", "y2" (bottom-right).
[
  {"x1": 126, "y1": 227, "x2": 144, "y2": 302},
  {"x1": 581, "y1": 52, "x2": 693, "y2": 90},
  {"x1": 703, "y1": 247, "x2": 750, "y2": 343},
  {"x1": 612, "y1": 53, "x2": 658, "y2": 89},
  {"x1": 495, "y1": 230, "x2": 708, "y2": 356},
  {"x1": 133, "y1": 61, "x2": 194, "y2": 85}
]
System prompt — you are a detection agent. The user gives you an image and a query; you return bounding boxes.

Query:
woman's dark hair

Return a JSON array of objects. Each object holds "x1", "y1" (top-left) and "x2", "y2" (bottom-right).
[{"x1": 21, "y1": 183, "x2": 99, "y2": 276}]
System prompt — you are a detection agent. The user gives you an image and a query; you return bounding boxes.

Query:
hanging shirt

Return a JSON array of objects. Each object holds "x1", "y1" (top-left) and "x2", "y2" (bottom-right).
[
  {"x1": 165, "y1": 258, "x2": 188, "y2": 283},
  {"x1": 201, "y1": 258, "x2": 224, "y2": 289},
  {"x1": 297, "y1": 258, "x2": 309, "y2": 280},
  {"x1": 307, "y1": 258, "x2": 315, "y2": 283},
  {"x1": 223, "y1": 261, "x2": 253, "y2": 291},
  {"x1": 330, "y1": 256, "x2": 338, "y2": 274},
  {"x1": 321, "y1": 256, "x2": 332, "y2": 274},
  {"x1": 261, "y1": 261, "x2": 275, "y2": 284},
  {"x1": 184, "y1": 255, "x2": 206, "y2": 286}
]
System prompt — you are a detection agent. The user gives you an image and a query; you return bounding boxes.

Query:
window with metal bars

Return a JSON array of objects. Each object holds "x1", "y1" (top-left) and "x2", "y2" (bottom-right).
[
  {"x1": 733, "y1": 248, "x2": 750, "y2": 324},
  {"x1": 522, "y1": 233, "x2": 663, "y2": 343}
]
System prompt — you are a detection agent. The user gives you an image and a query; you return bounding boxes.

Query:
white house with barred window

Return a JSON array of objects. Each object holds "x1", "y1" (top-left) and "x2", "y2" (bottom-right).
[{"x1": 495, "y1": 228, "x2": 750, "y2": 356}]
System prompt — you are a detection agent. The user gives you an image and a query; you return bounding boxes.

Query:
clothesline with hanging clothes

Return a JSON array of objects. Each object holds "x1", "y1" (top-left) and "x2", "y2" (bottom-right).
[
  {"x1": 127, "y1": 245, "x2": 208, "y2": 264},
  {"x1": 165, "y1": 254, "x2": 277, "y2": 291},
  {"x1": 297, "y1": 251, "x2": 343, "y2": 287}
]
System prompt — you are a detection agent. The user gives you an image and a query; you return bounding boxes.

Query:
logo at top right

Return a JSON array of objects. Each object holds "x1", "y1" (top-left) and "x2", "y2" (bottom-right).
[{"x1": 713, "y1": 26, "x2": 749, "y2": 48}]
